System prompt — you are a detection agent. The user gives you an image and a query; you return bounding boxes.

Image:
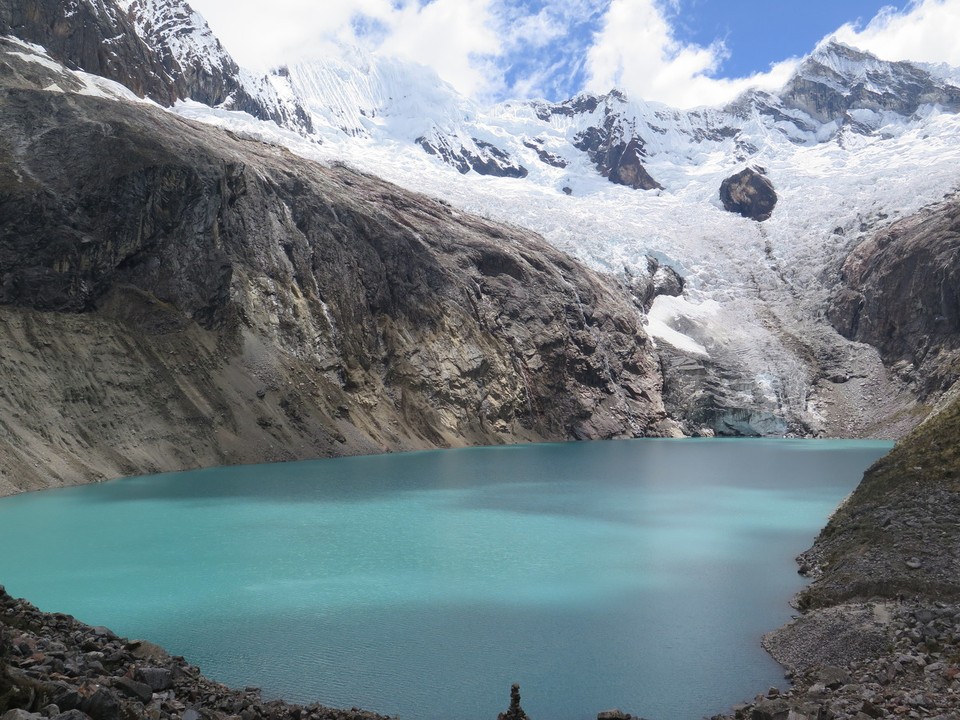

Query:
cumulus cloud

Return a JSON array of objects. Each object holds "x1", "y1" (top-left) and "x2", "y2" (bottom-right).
[
  {"x1": 190, "y1": 0, "x2": 504, "y2": 97},
  {"x1": 375, "y1": 0, "x2": 503, "y2": 99},
  {"x1": 584, "y1": 0, "x2": 798, "y2": 108},
  {"x1": 830, "y1": 0, "x2": 960, "y2": 68},
  {"x1": 187, "y1": 0, "x2": 960, "y2": 109}
]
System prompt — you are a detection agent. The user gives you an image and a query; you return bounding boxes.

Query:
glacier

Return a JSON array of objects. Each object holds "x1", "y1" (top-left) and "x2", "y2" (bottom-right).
[{"x1": 22, "y1": 0, "x2": 960, "y2": 436}]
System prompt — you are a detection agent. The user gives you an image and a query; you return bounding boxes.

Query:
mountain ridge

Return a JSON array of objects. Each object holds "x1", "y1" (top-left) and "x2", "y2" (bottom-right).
[{"x1": 0, "y1": 34, "x2": 679, "y2": 496}]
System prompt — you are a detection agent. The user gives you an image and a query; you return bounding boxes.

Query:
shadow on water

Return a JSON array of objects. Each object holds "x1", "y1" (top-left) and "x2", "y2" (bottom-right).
[{"x1": 24, "y1": 438, "x2": 893, "y2": 512}]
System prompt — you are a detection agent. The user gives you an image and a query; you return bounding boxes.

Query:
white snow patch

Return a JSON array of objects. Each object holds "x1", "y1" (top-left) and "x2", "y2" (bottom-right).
[{"x1": 646, "y1": 296, "x2": 721, "y2": 357}]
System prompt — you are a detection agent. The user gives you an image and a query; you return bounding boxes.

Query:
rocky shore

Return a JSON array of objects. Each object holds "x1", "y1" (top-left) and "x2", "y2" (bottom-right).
[
  {"x1": 0, "y1": 587, "x2": 392, "y2": 720},
  {"x1": 713, "y1": 392, "x2": 960, "y2": 720},
  {"x1": 712, "y1": 601, "x2": 960, "y2": 720}
]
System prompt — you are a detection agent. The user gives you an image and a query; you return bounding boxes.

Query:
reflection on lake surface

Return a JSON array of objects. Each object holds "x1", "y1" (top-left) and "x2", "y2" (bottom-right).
[{"x1": 0, "y1": 438, "x2": 892, "y2": 720}]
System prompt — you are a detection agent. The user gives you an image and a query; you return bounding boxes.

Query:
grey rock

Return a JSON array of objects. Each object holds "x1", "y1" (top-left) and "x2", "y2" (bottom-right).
[
  {"x1": 1, "y1": 710, "x2": 42, "y2": 720},
  {"x1": 828, "y1": 198, "x2": 960, "y2": 398},
  {"x1": 52, "y1": 712, "x2": 91, "y2": 720},
  {"x1": 750, "y1": 697, "x2": 790, "y2": 720},
  {"x1": 0, "y1": 38, "x2": 675, "y2": 494},
  {"x1": 113, "y1": 676, "x2": 154, "y2": 702},
  {"x1": 79, "y1": 688, "x2": 120, "y2": 720},
  {"x1": 136, "y1": 667, "x2": 173, "y2": 692},
  {"x1": 719, "y1": 167, "x2": 778, "y2": 221},
  {"x1": 416, "y1": 135, "x2": 527, "y2": 178},
  {"x1": 780, "y1": 41, "x2": 960, "y2": 127}
]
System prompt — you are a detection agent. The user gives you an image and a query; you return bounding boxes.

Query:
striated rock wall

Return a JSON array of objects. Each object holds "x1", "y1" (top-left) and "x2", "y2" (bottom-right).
[
  {"x1": 0, "y1": 45, "x2": 677, "y2": 495},
  {"x1": 828, "y1": 196, "x2": 960, "y2": 399},
  {"x1": 0, "y1": 0, "x2": 180, "y2": 103}
]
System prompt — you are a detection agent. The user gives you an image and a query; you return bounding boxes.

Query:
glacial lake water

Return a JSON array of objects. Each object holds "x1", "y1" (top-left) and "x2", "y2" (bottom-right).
[{"x1": 0, "y1": 438, "x2": 892, "y2": 720}]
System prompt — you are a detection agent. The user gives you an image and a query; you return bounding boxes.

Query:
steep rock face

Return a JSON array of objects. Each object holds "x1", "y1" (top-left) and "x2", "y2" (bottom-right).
[
  {"x1": 782, "y1": 41, "x2": 960, "y2": 127},
  {"x1": 417, "y1": 132, "x2": 528, "y2": 178},
  {"x1": 623, "y1": 257, "x2": 684, "y2": 312},
  {"x1": 0, "y1": 45, "x2": 675, "y2": 495},
  {"x1": 573, "y1": 107, "x2": 662, "y2": 191},
  {"x1": 0, "y1": 0, "x2": 180, "y2": 103},
  {"x1": 0, "y1": 0, "x2": 311, "y2": 131},
  {"x1": 828, "y1": 198, "x2": 960, "y2": 397},
  {"x1": 797, "y1": 387, "x2": 960, "y2": 610},
  {"x1": 719, "y1": 167, "x2": 778, "y2": 221},
  {"x1": 120, "y1": 0, "x2": 313, "y2": 133}
]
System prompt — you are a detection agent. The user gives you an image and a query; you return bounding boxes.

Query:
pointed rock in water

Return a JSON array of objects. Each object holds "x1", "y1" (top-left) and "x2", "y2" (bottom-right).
[
  {"x1": 719, "y1": 167, "x2": 778, "y2": 221},
  {"x1": 497, "y1": 683, "x2": 530, "y2": 720}
]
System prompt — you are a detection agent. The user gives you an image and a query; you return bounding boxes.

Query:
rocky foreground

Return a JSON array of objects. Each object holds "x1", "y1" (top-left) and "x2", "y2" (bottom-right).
[{"x1": 0, "y1": 586, "x2": 392, "y2": 720}]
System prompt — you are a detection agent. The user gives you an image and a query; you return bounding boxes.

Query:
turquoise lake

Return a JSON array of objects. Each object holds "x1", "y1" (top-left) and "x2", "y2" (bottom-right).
[{"x1": 0, "y1": 438, "x2": 892, "y2": 720}]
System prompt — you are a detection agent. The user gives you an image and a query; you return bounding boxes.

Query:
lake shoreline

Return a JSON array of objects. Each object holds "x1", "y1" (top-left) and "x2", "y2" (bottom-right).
[
  {"x1": 0, "y1": 439, "x2": 885, "y2": 719},
  {"x1": 0, "y1": 585, "x2": 395, "y2": 720},
  {"x1": 3, "y1": 425, "x2": 957, "y2": 719},
  {"x1": 713, "y1": 397, "x2": 960, "y2": 720}
]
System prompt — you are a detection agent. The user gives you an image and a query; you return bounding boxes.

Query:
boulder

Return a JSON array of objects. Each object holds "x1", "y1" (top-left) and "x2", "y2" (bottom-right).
[
  {"x1": 112, "y1": 677, "x2": 153, "y2": 703},
  {"x1": 720, "y1": 167, "x2": 778, "y2": 221},
  {"x1": 135, "y1": 667, "x2": 173, "y2": 692},
  {"x1": 1, "y1": 711, "x2": 42, "y2": 720}
]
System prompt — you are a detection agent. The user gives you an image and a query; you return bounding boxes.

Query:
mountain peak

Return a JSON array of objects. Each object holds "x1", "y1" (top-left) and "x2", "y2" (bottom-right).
[{"x1": 781, "y1": 39, "x2": 960, "y2": 125}]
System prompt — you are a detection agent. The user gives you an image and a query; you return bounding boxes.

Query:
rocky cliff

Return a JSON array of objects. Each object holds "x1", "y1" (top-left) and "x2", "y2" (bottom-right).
[
  {"x1": 713, "y1": 198, "x2": 960, "y2": 719},
  {"x1": 0, "y1": 38, "x2": 676, "y2": 496},
  {"x1": 828, "y1": 195, "x2": 960, "y2": 400},
  {"x1": 0, "y1": 0, "x2": 311, "y2": 132},
  {"x1": 711, "y1": 388, "x2": 960, "y2": 720}
]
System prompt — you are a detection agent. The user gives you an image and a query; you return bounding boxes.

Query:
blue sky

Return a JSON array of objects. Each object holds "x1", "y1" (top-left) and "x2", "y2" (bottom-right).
[
  {"x1": 190, "y1": 0, "x2": 960, "y2": 107},
  {"x1": 666, "y1": 1, "x2": 913, "y2": 78}
]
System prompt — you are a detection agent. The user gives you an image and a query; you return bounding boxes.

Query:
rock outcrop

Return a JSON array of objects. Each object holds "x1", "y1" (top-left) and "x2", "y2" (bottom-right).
[
  {"x1": 570, "y1": 94, "x2": 662, "y2": 191},
  {"x1": 714, "y1": 196, "x2": 960, "y2": 719},
  {"x1": 0, "y1": 0, "x2": 180, "y2": 103},
  {"x1": 0, "y1": 38, "x2": 676, "y2": 496},
  {"x1": 0, "y1": 0, "x2": 311, "y2": 132},
  {"x1": 719, "y1": 167, "x2": 778, "y2": 221},
  {"x1": 781, "y1": 40, "x2": 960, "y2": 127},
  {"x1": 417, "y1": 134, "x2": 528, "y2": 178},
  {"x1": 713, "y1": 390, "x2": 960, "y2": 720},
  {"x1": 828, "y1": 197, "x2": 960, "y2": 399}
]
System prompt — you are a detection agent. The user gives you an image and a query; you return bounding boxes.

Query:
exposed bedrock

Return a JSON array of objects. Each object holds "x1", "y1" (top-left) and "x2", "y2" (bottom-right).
[
  {"x1": 0, "y1": 53, "x2": 678, "y2": 495},
  {"x1": 828, "y1": 196, "x2": 960, "y2": 400}
]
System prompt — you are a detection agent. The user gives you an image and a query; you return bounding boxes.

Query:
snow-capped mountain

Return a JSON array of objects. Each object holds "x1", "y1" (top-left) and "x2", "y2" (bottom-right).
[
  {"x1": 117, "y1": 0, "x2": 314, "y2": 133},
  {"x1": 6, "y1": 0, "x2": 958, "y2": 437},
  {"x1": 168, "y1": 30, "x2": 960, "y2": 437}
]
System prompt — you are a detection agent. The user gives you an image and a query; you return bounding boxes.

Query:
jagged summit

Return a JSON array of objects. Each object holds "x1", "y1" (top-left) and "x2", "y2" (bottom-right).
[{"x1": 781, "y1": 38, "x2": 960, "y2": 126}]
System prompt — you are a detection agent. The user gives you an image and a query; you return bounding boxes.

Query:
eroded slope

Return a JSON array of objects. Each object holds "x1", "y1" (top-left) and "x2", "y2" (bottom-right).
[{"x1": 0, "y1": 43, "x2": 676, "y2": 495}]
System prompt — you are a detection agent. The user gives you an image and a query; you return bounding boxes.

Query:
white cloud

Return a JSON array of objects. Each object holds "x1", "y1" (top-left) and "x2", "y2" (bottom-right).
[
  {"x1": 189, "y1": 0, "x2": 503, "y2": 97},
  {"x1": 584, "y1": 0, "x2": 798, "y2": 109},
  {"x1": 830, "y1": 0, "x2": 960, "y2": 67},
  {"x1": 186, "y1": 0, "x2": 960, "y2": 110},
  {"x1": 377, "y1": 0, "x2": 503, "y2": 99}
]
